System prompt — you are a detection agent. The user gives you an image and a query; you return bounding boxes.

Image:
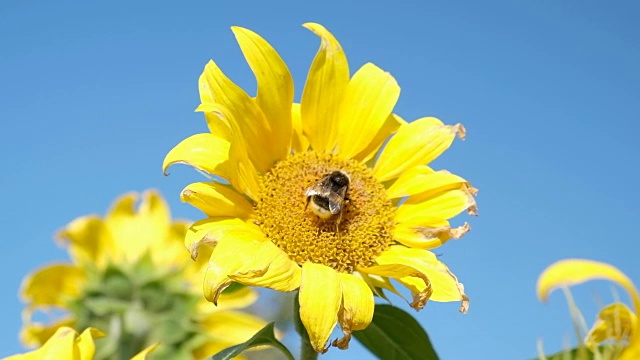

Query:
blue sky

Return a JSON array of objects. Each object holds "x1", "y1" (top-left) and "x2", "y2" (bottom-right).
[{"x1": 1, "y1": 0, "x2": 639, "y2": 358}]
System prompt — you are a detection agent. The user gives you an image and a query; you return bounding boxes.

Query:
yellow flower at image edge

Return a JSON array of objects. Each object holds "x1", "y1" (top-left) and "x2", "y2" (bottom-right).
[
  {"x1": 4, "y1": 326, "x2": 156, "y2": 360},
  {"x1": 537, "y1": 259, "x2": 640, "y2": 359},
  {"x1": 19, "y1": 191, "x2": 266, "y2": 359},
  {"x1": 164, "y1": 23, "x2": 477, "y2": 353}
]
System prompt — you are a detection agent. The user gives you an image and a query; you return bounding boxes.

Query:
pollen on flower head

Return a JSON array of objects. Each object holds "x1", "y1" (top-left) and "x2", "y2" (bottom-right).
[{"x1": 255, "y1": 152, "x2": 396, "y2": 273}]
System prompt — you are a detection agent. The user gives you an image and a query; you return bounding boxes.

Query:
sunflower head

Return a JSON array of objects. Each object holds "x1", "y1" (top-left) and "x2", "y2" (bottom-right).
[
  {"x1": 164, "y1": 23, "x2": 477, "y2": 353},
  {"x1": 20, "y1": 190, "x2": 265, "y2": 359}
]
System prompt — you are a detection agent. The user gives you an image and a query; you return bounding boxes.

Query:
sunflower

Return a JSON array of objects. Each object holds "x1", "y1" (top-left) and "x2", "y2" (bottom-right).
[
  {"x1": 538, "y1": 259, "x2": 640, "y2": 359},
  {"x1": 163, "y1": 23, "x2": 476, "y2": 353},
  {"x1": 20, "y1": 191, "x2": 266, "y2": 359}
]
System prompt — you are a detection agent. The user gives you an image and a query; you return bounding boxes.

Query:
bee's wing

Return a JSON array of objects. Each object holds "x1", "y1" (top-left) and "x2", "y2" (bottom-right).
[
  {"x1": 327, "y1": 186, "x2": 348, "y2": 214},
  {"x1": 304, "y1": 177, "x2": 332, "y2": 197}
]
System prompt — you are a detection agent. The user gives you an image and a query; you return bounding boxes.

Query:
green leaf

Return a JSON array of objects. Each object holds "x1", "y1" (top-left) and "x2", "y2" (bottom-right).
[
  {"x1": 210, "y1": 322, "x2": 294, "y2": 360},
  {"x1": 353, "y1": 304, "x2": 439, "y2": 360}
]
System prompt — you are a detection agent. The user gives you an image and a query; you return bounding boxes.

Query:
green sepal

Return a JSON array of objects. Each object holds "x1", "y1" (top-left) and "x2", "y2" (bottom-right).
[
  {"x1": 353, "y1": 304, "x2": 439, "y2": 360},
  {"x1": 209, "y1": 322, "x2": 294, "y2": 360}
]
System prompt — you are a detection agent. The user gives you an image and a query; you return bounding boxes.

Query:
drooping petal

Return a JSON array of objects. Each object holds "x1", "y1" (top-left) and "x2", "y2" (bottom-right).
[
  {"x1": 299, "y1": 262, "x2": 341, "y2": 353},
  {"x1": 333, "y1": 273, "x2": 374, "y2": 349},
  {"x1": 373, "y1": 117, "x2": 466, "y2": 182},
  {"x1": 184, "y1": 217, "x2": 258, "y2": 261},
  {"x1": 355, "y1": 271, "x2": 404, "y2": 300},
  {"x1": 585, "y1": 303, "x2": 637, "y2": 349},
  {"x1": 203, "y1": 232, "x2": 301, "y2": 304},
  {"x1": 105, "y1": 191, "x2": 171, "y2": 262},
  {"x1": 536, "y1": 259, "x2": 640, "y2": 360},
  {"x1": 181, "y1": 182, "x2": 255, "y2": 219},
  {"x1": 375, "y1": 246, "x2": 469, "y2": 312},
  {"x1": 291, "y1": 103, "x2": 309, "y2": 153},
  {"x1": 359, "y1": 263, "x2": 433, "y2": 310},
  {"x1": 162, "y1": 133, "x2": 230, "y2": 178},
  {"x1": 232, "y1": 26, "x2": 293, "y2": 162},
  {"x1": 353, "y1": 113, "x2": 406, "y2": 163},
  {"x1": 396, "y1": 187, "x2": 477, "y2": 224},
  {"x1": 198, "y1": 286, "x2": 258, "y2": 313},
  {"x1": 387, "y1": 166, "x2": 470, "y2": 199},
  {"x1": 201, "y1": 60, "x2": 276, "y2": 174},
  {"x1": 393, "y1": 221, "x2": 471, "y2": 250},
  {"x1": 21, "y1": 264, "x2": 86, "y2": 308},
  {"x1": 56, "y1": 215, "x2": 113, "y2": 268},
  {"x1": 301, "y1": 23, "x2": 349, "y2": 153},
  {"x1": 336, "y1": 63, "x2": 400, "y2": 159}
]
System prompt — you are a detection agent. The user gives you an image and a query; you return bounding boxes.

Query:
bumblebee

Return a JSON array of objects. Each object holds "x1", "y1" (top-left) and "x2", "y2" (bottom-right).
[{"x1": 304, "y1": 170, "x2": 350, "y2": 227}]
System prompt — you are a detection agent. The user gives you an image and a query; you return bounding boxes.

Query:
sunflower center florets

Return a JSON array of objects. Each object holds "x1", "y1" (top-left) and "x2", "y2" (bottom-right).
[{"x1": 255, "y1": 152, "x2": 396, "y2": 273}]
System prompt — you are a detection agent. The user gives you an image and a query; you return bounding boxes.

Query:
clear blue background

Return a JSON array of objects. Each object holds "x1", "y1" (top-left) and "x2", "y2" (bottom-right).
[{"x1": 2, "y1": 1, "x2": 639, "y2": 358}]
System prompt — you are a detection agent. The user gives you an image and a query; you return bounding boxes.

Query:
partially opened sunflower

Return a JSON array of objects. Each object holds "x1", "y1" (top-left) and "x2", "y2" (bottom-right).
[
  {"x1": 20, "y1": 191, "x2": 265, "y2": 359},
  {"x1": 164, "y1": 23, "x2": 477, "y2": 352}
]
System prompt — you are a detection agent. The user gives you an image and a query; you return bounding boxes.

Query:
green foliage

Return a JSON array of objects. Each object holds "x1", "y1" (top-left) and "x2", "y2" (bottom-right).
[
  {"x1": 210, "y1": 323, "x2": 294, "y2": 360},
  {"x1": 353, "y1": 304, "x2": 439, "y2": 360}
]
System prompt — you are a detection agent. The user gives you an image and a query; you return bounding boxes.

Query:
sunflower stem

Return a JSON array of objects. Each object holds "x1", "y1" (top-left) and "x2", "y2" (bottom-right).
[{"x1": 293, "y1": 292, "x2": 318, "y2": 360}]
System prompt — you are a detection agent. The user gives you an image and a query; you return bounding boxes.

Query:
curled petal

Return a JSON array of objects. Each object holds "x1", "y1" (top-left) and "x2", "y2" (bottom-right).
[
  {"x1": 359, "y1": 263, "x2": 433, "y2": 310},
  {"x1": 373, "y1": 117, "x2": 465, "y2": 181},
  {"x1": 184, "y1": 218, "x2": 258, "y2": 261},
  {"x1": 387, "y1": 166, "x2": 470, "y2": 199},
  {"x1": 394, "y1": 221, "x2": 471, "y2": 250},
  {"x1": 299, "y1": 262, "x2": 341, "y2": 353},
  {"x1": 374, "y1": 246, "x2": 469, "y2": 312},
  {"x1": 163, "y1": 133, "x2": 230, "y2": 178},
  {"x1": 181, "y1": 182, "x2": 255, "y2": 219},
  {"x1": 333, "y1": 273, "x2": 374, "y2": 350},
  {"x1": 204, "y1": 234, "x2": 301, "y2": 304}
]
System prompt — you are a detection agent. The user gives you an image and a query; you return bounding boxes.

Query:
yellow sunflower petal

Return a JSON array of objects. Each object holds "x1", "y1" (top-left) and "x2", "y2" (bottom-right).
[
  {"x1": 359, "y1": 263, "x2": 433, "y2": 309},
  {"x1": 301, "y1": 23, "x2": 349, "y2": 153},
  {"x1": 232, "y1": 26, "x2": 293, "y2": 163},
  {"x1": 299, "y1": 262, "x2": 341, "y2": 353},
  {"x1": 537, "y1": 259, "x2": 640, "y2": 312},
  {"x1": 7, "y1": 327, "x2": 104, "y2": 360},
  {"x1": 56, "y1": 215, "x2": 112, "y2": 268},
  {"x1": 396, "y1": 188, "x2": 477, "y2": 224},
  {"x1": 163, "y1": 133, "x2": 230, "y2": 178},
  {"x1": 585, "y1": 303, "x2": 637, "y2": 349},
  {"x1": 536, "y1": 259, "x2": 640, "y2": 360},
  {"x1": 198, "y1": 73, "x2": 232, "y2": 141},
  {"x1": 355, "y1": 271, "x2": 404, "y2": 300},
  {"x1": 291, "y1": 103, "x2": 309, "y2": 153},
  {"x1": 130, "y1": 343, "x2": 160, "y2": 360},
  {"x1": 105, "y1": 191, "x2": 171, "y2": 262},
  {"x1": 199, "y1": 286, "x2": 258, "y2": 313},
  {"x1": 75, "y1": 327, "x2": 105, "y2": 360},
  {"x1": 373, "y1": 117, "x2": 466, "y2": 181},
  {"x1": 194, "y1": 311, "x2": 264, "y2": 360},
  {"x1": 21, "y1": 264, "x2": 85, "y2": 308},
  {"x1": 20, "y1": 318, "x2": 75, "y2": 347},
  {"x1": 181, "y1": 182, "x2": 254, "y2": 219},
  {"x1": 201, "y1": 60, "x2": 275, "y2": 174},
  {"x1": 353, "y1": 113, "x2": 406, "y2": 163},
  {"x1": 336, "y1": 63, "x2": 400, "y2": 159},
  {"x1": 333, "y1": 273, "x2": 374, "y2": 349},
  {"x1": 375, "y1": 246, "x2": 469, "y2": 312},
  {"x1": 204, "y1": 233, "x2": 301, "y2": 304},
  {"x1": 387, "y1": 166, "x2": 470, "y2": 199},
  {"x1": 199, "y1": 103, "x2": 262, "y2": 199},
  {"x1": 184, "y1": 218, "x2": 259, "y2": 261},
  {"x1": 393, "y1": 221, "x2": 471, "y2": 250}
]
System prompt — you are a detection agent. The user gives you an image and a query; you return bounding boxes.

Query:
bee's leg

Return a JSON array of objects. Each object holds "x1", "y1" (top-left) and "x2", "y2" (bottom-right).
[
  {"x1": 335, "y1": 211, "x2": 343, "y2": 236},
  {"x1": 305, "y1": 196, "x2": 310, "y2": 211}
]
